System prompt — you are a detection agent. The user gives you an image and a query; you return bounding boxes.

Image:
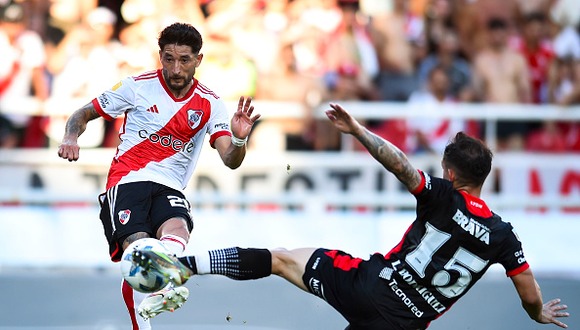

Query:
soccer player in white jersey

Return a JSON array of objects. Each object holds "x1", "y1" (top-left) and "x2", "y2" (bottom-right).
[
  {"x1": 58, "y1": 22, "x2": 260, "y2": 329},
  {"x1": 131, "y1": 103, "x2": 569, "y2": 329}
]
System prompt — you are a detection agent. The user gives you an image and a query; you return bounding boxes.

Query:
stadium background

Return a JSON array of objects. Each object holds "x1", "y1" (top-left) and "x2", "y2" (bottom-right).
[{"x1": 1, "y1": 0, "x2": 579, "y2": 329}]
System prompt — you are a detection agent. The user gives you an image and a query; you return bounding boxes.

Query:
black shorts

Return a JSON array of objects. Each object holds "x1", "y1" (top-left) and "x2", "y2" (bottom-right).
[
  {"x1": 302, "y1": 249, "x2": 429, "y2": 330},
  {"x1": 98, "y1": 181, "x2": 194, "y2": 262}
]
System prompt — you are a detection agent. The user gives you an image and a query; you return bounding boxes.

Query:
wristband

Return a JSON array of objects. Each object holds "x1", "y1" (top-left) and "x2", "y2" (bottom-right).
[{"x1": 231, "y1": 135, "x2": 247, "y2": 147}]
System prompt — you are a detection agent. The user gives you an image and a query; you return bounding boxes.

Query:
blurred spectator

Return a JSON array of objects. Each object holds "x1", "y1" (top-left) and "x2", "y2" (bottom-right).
[
  {"x1": 316, "y1": 0, "x2": 380, "y2": 150},
  {"x1": 473, "y1": 17, "x2": 531, "y2": 150},
  {"x1": 526, "y1": 121, "x2": 567, "y2": 152},
  {"x1": 417, "y1": 29, "x2": 472, "y2": 101},
  {"x1": 423, "y1": 0, "x2": 454, "y2": 55},
  {"x1": 453, "y1": 0, "x2": 520, "y2": 60},
  {"x1": 372, "y1": 0, "x2": 422, "y2": 101},
  {"x1": 117, "y1": 19, "x2": 160, "y2": 77},
  {"x1": 406, "y1": 65, "x2": 465, "y2": 155},
  {"x1": 47, "y1": 6, "x2": 122, "y2": 148},
  {"x1": 0, "y1": 1, "x2": 49, "y2": 148},
  {"x1": 547, "y1": 0, "x2": 580, "y2": 106},
  {"x1": 548, "y1": 56, "x2": 580, "y2": 105},
  {"x1": 255, "y1": 42, "x2": 327, "y2": 151},
  {"x1": 322, "y1": 0, "x2": 379, "y2": 101},
  {"x1": 512, "y1": 12, "x2": 555, "y2": 104},
  {"x1": 50, "y1": 7, "x2": 121, "y2": 97},
  {"x1": 546, "y1": 0, "x2": 580, "y2": 152},
  {"x1": 196, "y1": 37, "x2": 257, "y2": 101}
]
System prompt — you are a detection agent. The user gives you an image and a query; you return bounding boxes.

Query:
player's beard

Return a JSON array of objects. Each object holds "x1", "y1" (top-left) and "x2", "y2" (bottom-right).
[{"x1": 162, "y1": 69, "x2": 193, "y2": 94}]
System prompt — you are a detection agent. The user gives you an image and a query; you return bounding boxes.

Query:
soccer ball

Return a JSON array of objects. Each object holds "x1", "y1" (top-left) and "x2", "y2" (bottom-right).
[{"x1": 120, "y1": 238, "x2": 170, "y2": 293}]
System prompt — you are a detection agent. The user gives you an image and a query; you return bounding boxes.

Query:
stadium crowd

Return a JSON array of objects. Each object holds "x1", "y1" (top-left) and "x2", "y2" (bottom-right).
[{"x1": 0, "y1": 0, "x2": 579, "y2": 153}]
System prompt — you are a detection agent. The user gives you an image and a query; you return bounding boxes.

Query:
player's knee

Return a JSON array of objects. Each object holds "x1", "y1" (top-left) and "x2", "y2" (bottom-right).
[{"x1": 156, "y1": 217, "x2": 190, "y2": 240}]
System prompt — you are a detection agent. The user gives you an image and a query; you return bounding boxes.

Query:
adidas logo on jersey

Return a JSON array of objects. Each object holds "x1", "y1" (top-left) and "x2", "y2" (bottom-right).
[{"x1": 146, "y1": 105, "x2": 159, "y2": 113}]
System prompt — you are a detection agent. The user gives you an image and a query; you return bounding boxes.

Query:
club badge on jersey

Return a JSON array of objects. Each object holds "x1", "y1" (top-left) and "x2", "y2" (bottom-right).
[{"x1": 187, "y1": 109, "x2": 204, "y2": 130}]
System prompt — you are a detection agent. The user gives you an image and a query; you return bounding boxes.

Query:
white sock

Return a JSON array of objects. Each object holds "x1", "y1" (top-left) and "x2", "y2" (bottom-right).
[
  {"x1": 159, "y1": 234, "x2": 187, "y2": 257},
  {"x1": 122, "y1": 279, "x2": 151, "y2": 330},
  {"x1": 194, "y1": 251, "x2": 212, "y2": 274}
]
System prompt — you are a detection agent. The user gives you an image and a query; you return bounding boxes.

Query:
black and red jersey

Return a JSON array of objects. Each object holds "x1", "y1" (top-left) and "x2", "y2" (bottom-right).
[{"x1": 381, "y1": 170, "x2": 529, "y2": 323}]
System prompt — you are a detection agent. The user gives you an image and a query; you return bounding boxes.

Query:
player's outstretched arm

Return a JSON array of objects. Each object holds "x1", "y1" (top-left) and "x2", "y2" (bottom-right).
[
  {"x1": 57, "y1": 102, "x2": 100, "y2": 162},
  {"x1": 215, "y1": 96, "x2": 261, "y2": 169},
  {"x1": 511, "y1": 269, "x2": 569, "y2": 328},
  {"x1": 325, "y1": 103, "x2": 421, "y2": 192}
]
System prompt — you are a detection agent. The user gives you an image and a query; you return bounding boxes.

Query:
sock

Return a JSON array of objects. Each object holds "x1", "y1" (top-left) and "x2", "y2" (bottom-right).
[
  {"x1": 122, "y1": 279, "x2": 151, "y2": 330},
  {"x1": 159, "y1": 234, "x2": 187, "y2": 257},
  {"x1": 181, "y1": 247, "x2": 272, "y2": 280}
]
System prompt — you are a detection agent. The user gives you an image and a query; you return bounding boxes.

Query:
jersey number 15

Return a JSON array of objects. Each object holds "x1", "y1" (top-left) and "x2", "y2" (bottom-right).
[{"x1": 406, "y1": 223, "x2": 489, "y2": 298}]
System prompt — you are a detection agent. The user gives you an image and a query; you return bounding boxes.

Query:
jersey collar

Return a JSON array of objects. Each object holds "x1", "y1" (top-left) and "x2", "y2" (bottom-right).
[
  {"x1": 157, "y1": 69, "x2": 197, "y2": 102},
  {"x1": 458, "y1": 190, "x2": 493, "y2": 218}
]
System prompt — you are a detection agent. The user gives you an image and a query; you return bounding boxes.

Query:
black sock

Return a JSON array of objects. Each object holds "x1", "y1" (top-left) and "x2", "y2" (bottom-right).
[
  {"x1": 208, "y1": 247, "x2": 272, "y2": 280},
  {"x1": 178, "y1": 256, "x2": 198, "y2": 274}
]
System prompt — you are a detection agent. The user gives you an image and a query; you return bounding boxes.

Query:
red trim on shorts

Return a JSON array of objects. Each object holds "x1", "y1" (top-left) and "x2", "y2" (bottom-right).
[
  {"x1": 110, "y1": 241, "x2": 121, "y2": 262},
  {"x1": 122, "y1": 280, "x2": 140, "y2": 330},
  {"x1": 325, "y1": 250, "x2": 363, "y2": 271},
  {"x1": 507, "y1": 262, "x2": 530, "y2": 277}
]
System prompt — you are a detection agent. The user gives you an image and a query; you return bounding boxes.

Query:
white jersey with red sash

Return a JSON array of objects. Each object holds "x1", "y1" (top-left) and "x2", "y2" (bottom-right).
[{"x1": 92, "y1": 70, "x2": 231, "y2": 191}]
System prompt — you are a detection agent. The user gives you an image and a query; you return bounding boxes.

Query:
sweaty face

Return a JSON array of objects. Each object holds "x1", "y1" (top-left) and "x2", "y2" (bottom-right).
[{"x1": 160, "y1": 44, "x2": 202, "y2": 94}]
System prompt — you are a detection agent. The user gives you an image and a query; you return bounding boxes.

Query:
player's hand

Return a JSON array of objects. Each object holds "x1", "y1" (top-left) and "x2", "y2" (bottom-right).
[
  {"x1": 325, "y1": 103, "x2": 362, "y2": 135},
  {"x1": 538, "y1": 298, "x2": 569, "y2": 328},
  {"x1": 58, "y1": 138, "x2": 80, "y2": 162},
  {"x1": 230, "y1": 96, "x2": 260, "y2": 139}
]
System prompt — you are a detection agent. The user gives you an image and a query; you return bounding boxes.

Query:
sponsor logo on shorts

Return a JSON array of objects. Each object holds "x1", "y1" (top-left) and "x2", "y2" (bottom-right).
[
  {"x1": 308, "y1": 277, "x2": 326, "y2": 300},
  {"x1": 187, "y1": 109, "x2": 204, "y2": 130},
  {"x1": 118, "y1": 209, "x2": 131, "y2": 224}
]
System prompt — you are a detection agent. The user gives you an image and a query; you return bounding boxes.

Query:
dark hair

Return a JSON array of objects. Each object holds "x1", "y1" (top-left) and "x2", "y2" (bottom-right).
[
  {"x1": 443, "y1": 132, "x2": 493, "y2": 187},
  {"x1": 158, "y1": 22, "x2": 203, "y2": 54},
  {"x1": 487, "y1": 17, "x2": 508, "y2": 30},
  {"x1": 523, "y1": 12, "x2": 547, "y2": 24}
]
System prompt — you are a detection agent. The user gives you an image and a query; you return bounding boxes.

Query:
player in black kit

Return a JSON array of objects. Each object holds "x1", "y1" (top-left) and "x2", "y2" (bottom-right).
[{"x1": 130, "y1": 103, "x2": 569, "y2": 329}]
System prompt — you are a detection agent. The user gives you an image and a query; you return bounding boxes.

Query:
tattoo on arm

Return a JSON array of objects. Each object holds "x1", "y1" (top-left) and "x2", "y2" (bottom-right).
[
  {"x1": 64, "y1": 102, "x2": 100, "y2": 138},
  {"x1": 356, "y1": 128, "x2": 421, "y2": 191}
]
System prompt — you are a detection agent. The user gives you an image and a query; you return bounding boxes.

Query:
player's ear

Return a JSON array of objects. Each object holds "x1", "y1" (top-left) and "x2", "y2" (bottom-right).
[
  {"x1": 195, "y1": 53, "x2": 203, "y2": 67},
  {"x1": 447, "y1": 168, "x2": 456, "y2": 182}
]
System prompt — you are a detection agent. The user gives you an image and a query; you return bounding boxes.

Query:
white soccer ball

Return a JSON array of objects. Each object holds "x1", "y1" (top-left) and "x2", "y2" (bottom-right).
[{"x1": 120, "y1": 238, "x2": 170, "y2": 293}]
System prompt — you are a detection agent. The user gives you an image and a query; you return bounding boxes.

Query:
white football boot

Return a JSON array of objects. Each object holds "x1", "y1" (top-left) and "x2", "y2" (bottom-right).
[
  {"x1": 137, "y1": 285, "x2": 189, "y2": 320},
  {"x1": 132, "y1": 249, "x2": 194, "y2": 320}
]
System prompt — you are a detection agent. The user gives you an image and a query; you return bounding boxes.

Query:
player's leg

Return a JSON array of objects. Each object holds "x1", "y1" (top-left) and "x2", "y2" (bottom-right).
[
  {"x1": 270, "y1": 248, "x2": 318, "y2": 292},
  {"x1": 137, "y1": 185, "x2": 194, "y2": 320},
  {"x1": 121, "y1": 233, "x2": 155, "y2": 329},
  {"x1": 99, "y1": 183, "x2": 156, "y2": 330}
]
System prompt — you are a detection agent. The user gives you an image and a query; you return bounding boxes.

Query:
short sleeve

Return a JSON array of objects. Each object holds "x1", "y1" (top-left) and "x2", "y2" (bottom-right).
[
  {"x1": 496, "y1": 224, "x2": 530, "y2": 277},
  {"x1": 207, "y1": 98, "x2": 232, "y2": 147},
  {"x1": 91, "y1": 77, "x2": 135, "y2": 121}
]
